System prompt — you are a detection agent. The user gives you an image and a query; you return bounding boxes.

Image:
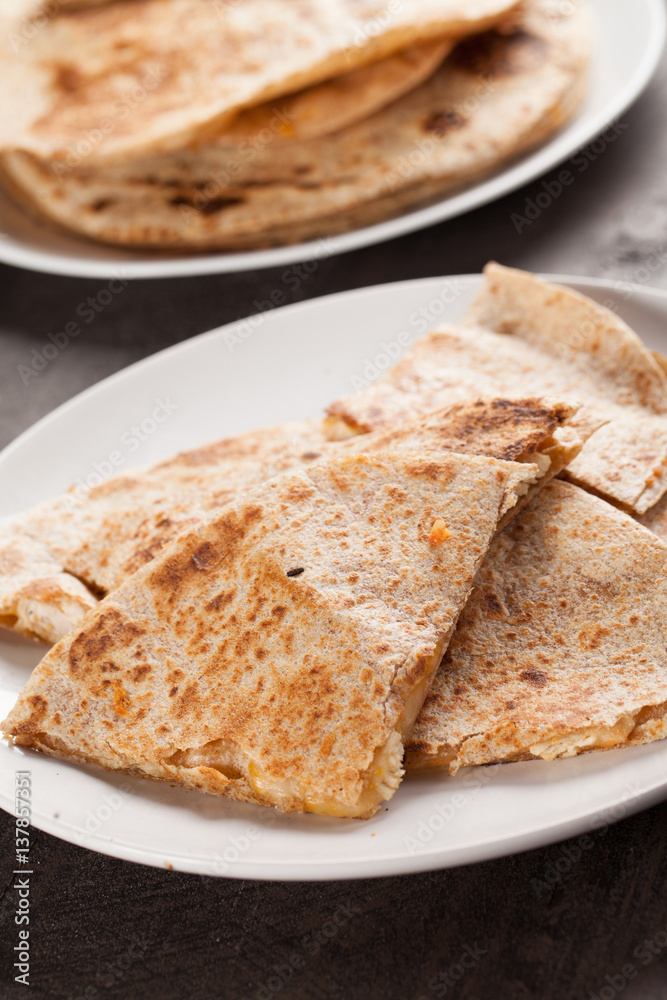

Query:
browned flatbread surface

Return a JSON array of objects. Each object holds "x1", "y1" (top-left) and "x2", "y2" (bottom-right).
[
  {"x1": 0, "y1": 397, "x2": 581, "y2": 644},
  {"x1": 406, "y1": 480, "x2": 667, "y2": 771},
  {"x1": 0, "y1": 419, "x2": 328, "y2": 643},
  {"x1": 1, "y1": 0, "x2": 520, "y2": 163},
  {"x1": 2, "y1": 449, "x2": 537, "y2": 817},
  {"x1": 0, "y1": 0, "x2": 590, "y2": 249},
  {"x1": 328, "y1": 264, "x2": 667, "y2": 514}
]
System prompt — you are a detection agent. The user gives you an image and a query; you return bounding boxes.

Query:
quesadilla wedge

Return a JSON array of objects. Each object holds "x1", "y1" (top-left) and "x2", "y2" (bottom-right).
[
  {"x1": 2, "y1": 449, "x2": 538, "y2": 818},
  {"x1": 0, "y1": 0, "x2": 590, "y2": 250},
  {"x1": 0, "y1": 397, "x2": 583, "y2": 644},
  {"x1": 328, "y1": 264, "x2": 667, "y2": 514},
  {"x1": 1, "y1": 0, "x2": 520, "y2": 163},
  {"x1": 406, "y1": 480, "x2": 667, "y2": 772}
]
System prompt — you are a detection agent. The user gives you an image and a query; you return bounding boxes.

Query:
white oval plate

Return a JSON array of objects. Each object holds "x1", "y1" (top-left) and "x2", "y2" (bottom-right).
[
  {"x1": 2, "y1": 274, "x2": 667, "y2": 880},
  {"x1": 0, "y1": 0, "x2": 664, "y2": 280}
]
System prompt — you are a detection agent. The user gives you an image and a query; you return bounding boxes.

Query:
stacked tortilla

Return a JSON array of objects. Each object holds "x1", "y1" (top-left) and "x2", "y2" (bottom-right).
[
  {"x1": 0, "y1": 0, "x2": 591, "y2": 250},
  {"x1": 5, "y1": 266, "x2": 667, "y2": 818}
]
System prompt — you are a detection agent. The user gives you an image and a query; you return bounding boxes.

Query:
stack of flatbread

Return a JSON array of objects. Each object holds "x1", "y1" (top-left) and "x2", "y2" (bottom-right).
[
  {"x1": 5, "y1": 265, "x2": 667, "y2": 820},
  {"x1": 0, "y1": 0, "x2": 591, "y2": 250}
]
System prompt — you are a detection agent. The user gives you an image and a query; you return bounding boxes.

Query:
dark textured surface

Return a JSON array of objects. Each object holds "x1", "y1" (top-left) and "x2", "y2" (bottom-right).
[{"x1": 1, "y1": 38, "x2": 667, "y2": 1000}]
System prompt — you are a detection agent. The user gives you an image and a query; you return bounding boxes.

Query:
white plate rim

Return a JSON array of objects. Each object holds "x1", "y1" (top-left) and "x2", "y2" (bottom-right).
[
  {"x1": 3, "y1": 272, "x2": 667, "y2": 880},
  {"x1": 0, "y1": 0, "x2": 664, "y2": 280},
  {"x1": 5, "y1": 745, "x2": 667, "y2": 881}
]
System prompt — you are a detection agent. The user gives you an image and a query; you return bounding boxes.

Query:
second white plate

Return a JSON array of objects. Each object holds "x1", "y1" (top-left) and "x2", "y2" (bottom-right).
[{"x1": 0, "y1": 0, "x2": 664, "y2": 279}]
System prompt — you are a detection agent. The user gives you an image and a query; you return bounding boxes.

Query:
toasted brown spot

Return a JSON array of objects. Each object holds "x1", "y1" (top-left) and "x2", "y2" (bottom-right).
[
  {"x1": 69, "y1": 610, "x2": 145, "y2": 677},
  {"x1": 202, "y1": 197, "x2": 244, "y2": 215},
  {"x1": 192, "y1": 542, "x2": 220, "y2": 571},
  {"x1": 286, "y1": 482, "x2": 314, "y2": 503},
  {"x1": 29, "y1": 694, "x2": 48, "y2": 713},
  {"x1": 424, "y1": 110, "x2": 465, "y2": 135},
  {"x1": 520, "y1": 668, "x2": 548, "y2": 687},
  {"x1": 132, "y1": 665, "x2": 151, "y2": 683},
  {"x1": 53, "y1": 63, "x2": 81, "y2": 93},
  {"x1": 414, "y1": 462, "x2": 441, "y2": 482},
  {"x1": 451, "y1": 29, "x2": 548, "y2": 79},
  {"x1": 481, "y1": 590, "x2": 505, "y2": 618},
  {"x1": 100, "y1": 661, "x2": 120, "y2": 673},
  {"x1": 578, "y1": 624, "x2": 611, "y2": 650},
  {"x1": 174, "y1": 681, "x2": 199, "y2": 718},
  {"x1": 206, "y1": 590, "x2": 234, "y2": 612},
  {"x1": 149, "y1": 505, "x2": 262, "y2": 598},
  {"x1": 169, "y1": 195, "x2": 244, "y2": 214}
]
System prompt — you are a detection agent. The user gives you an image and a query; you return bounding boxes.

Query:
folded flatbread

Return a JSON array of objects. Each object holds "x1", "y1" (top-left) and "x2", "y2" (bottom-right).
[
  {"x1": 213, "y1": 40, "x2": 453, "y2": 146},
  {"x1": 0, "y1": 397, "x2": 582, "y2": 644},
  {"x1": 2, "y1": 449, "x2": 538, "y2": 818},
  {"x1": 328, "y1": 264, "x2": 667, "y2": 514},
  {"x1": 1, "y1": 0, "x2": 519, "y2": 163},
  {"x1": 0, "y1": 0, "x2": 590, "y2": 250},
  {"x1": 406, "y1": 480, "x2": 667, "y2": 771}
]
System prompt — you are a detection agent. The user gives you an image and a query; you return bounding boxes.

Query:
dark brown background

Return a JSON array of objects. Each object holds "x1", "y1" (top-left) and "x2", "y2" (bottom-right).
[{"x1": 1, "y1": 43, "x2": 667, "y2": 1000}]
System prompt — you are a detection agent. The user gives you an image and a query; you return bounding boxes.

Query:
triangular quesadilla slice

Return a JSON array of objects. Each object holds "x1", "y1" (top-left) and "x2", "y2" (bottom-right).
[
  {"x1": 3, "y1": 449, "x2": 538, "y2": 818},
  {"x1": 0, "y1": 397, "x2": 583, "y2": 644},
  {"x1": 327, "y1": 264, "x2": 667, "y2": 514},
  {"x1": 406, "y1": 480, "x2": 667, "y2": 772}
]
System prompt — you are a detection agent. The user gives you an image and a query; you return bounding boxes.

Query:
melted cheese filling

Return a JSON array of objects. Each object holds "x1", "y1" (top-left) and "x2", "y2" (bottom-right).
[
  {"x1": 167, "y1": 635, "x2": 450, "y2": 818},
  {"x1": 408, "y1": 701, "x2": 667, "y2": 775},
  {"x1": 529, "y1": 716, "x2": 636, "y2": 760},
  {"x1": 529, "y1": 702, "x2": 667, "y2": 761}
]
